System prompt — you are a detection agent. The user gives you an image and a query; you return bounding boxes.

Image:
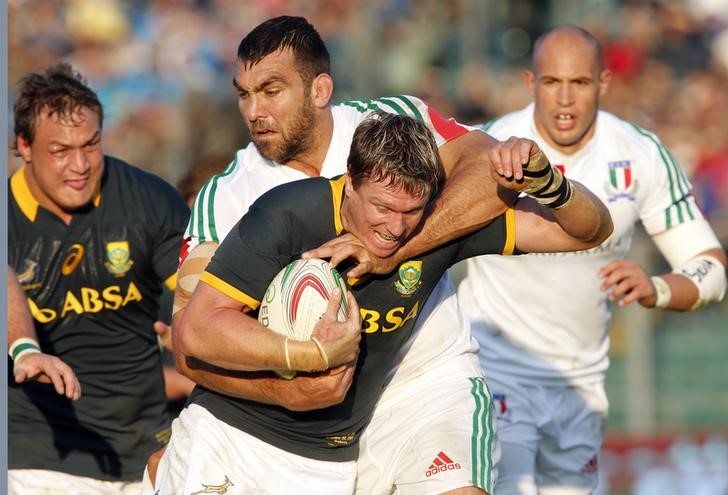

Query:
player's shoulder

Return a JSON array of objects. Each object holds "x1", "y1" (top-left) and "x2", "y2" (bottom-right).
[
  {"x1": 334, "y1": 94, "x2": 428, "y2": 120},
  {"x1": 214, "y1": 143, "x2": 268, "y2": 182},
  {"x1": 104, "y1": 156, "x2": 178, "y2": 197},
  {"x1": 478, "y1": 105, "x2": 533, "y2": 138},
  {"x1": 597, "y1": 111, "x2": 668, "y2": 158},
  {"x1": 254, "y1": 175, "x2": 332, "y2": 212},
  {"x1": 191, "y1": 144, "x2": 271, "y2": 204}
]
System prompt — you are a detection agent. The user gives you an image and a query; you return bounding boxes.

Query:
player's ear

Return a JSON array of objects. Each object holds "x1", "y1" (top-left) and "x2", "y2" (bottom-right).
[
  {"x1": 598, "y1": 69, "x2": 612, "y2": 97},
  {"x1": 344, "y1": 173, "x2": 354, "y2": 195},
  {"x1": 15, "y1": 135, "x2": 32, "y2": 163},
  {"x1": 524, "y1": 70, "x2": 536, "y2": 96},
  {"x1": 311, "y1": 73, "x2": 334, "y2": 109}
]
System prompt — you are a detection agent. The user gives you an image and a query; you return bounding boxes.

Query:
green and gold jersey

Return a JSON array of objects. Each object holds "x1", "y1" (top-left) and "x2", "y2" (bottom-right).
[
  {"x1": 8, "y1": 156, "x2": 189, "y2": 480},
  {"x1": 195, "y1": 175, "x2": 514, "y2": 462}
]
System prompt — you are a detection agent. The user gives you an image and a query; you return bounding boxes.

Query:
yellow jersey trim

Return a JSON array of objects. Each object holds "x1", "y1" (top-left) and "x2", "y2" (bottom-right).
[
  {"x1": 200, "y1": 271, "x2": 260, "y2": 310},
  {"x1": 164, "y1": 273, "x2": 178, "y2": 291},
  {"x1": 330, "y1": 175, "x2": 346, "y2": 235},
  {"x1": 10, "y1": 165, "x2": 102, "y2": 221},
  {"x1": 11, "y1": 166, "x2": 39, "y2": 222},
  {"x1": 503, "y1": 207, "x2": 516, "y2": 255}
]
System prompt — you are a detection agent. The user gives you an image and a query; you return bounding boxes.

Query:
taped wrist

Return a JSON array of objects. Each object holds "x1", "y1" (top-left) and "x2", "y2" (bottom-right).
[
  {"x1": 9, "y1": 337, "x2": 41, "y2": 362},
  {"x1": 286, "y1": 338, "x2": 329, "y2": 373},
  {"x1": 674, "y1": 254, "x2": 727, "y2": 310},
  {"x1": 522, "y1": 150, "x2": 574, "y2": 209},
  {"x1": 651, "y1": 276, "x2": 672, "y2": 308}
]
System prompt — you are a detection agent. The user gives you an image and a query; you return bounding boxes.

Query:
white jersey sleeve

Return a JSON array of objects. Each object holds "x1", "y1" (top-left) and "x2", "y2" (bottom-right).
[{"x1": 610, "y1": 120, "x2": 703, "y2": 235}]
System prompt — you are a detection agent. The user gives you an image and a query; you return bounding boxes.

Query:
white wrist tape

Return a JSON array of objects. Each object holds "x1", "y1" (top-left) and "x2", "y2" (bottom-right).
[
  {"x1": 674, "y1": 254, "x2": 727, "y2": 310},
  {"x1": 9, "y1": 337, "x2": 41, "y2": 362},
  {"x1": 651, "y1": 276, "x2": 672, "y2": 308}
]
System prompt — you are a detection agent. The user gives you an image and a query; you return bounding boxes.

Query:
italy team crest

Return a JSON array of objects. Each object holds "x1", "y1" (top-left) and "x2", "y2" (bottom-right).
[
  {"x1": 104, "y1": 241, "x2": 134, "y2": 277},
  {"x1": 609, "y1": 160, "x2": 632, "y2": 189},
  {"x1": 604, "y1": 160, "x2": 638, "y2": 201},
  {"x1": 394, "y1": 260, "x2": 422, "y2": 295}
]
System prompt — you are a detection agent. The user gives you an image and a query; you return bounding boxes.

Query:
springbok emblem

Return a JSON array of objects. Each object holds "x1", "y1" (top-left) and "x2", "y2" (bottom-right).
[{"x1": 191, "y1": 475, "x2": 234, "y2": 495}]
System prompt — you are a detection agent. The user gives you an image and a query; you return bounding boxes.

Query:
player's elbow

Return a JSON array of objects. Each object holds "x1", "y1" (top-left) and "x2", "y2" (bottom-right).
[
  {"x1": 174, "y1": 311, "x2": 200, "y2": 361},
  {"x1": 587, "y1": 209, "x2": 614, "y2": 247},
  {"x1": 565, "y1": 208, "x2": 613, "y2": 249}
]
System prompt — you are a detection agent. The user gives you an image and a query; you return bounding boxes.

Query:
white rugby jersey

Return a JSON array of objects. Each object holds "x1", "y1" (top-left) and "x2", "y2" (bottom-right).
[
  {"x1": 458, "y1": 103, "x2": 703, "y2": 384},
  {"x1": 183, "y1": 95, "x2": 479, "y2": 390}
]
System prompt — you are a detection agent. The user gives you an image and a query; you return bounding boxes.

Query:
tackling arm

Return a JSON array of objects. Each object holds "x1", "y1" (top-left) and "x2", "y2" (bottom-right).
[
  {"x1": 304, "y1": 132, "x2": 533, "y2": 276},
  {"x1": 512, "y1": 178, "x2": 614, "y2": 253},
  {"x1": 404, "y1": 129, "x2": 517, "y2": 249}
]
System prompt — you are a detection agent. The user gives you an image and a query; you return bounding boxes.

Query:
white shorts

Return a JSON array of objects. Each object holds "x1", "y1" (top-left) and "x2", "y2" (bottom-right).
[
  {"x1": 8, "y1": 469, "x2": 142, "y2": 495},
  {"x1": 357, "y1": 353, "x2": 499, "y2": 495},
  {"x1": 153, "y1": 404, "x2": 357, "y2": 495},
  {"x1": 487, "y1": 376, "x2": 608, "y2": 495}
]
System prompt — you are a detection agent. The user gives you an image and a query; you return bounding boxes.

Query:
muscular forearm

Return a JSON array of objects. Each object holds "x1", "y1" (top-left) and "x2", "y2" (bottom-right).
[
  {"x1": 176, "y1": 352, "x2": 282, "y2": 403},
  {"x1": 514, "y1": 180, "x2": 613, "y2": 254},
  {"x1": 176, "y1": 298, "x2": 289, "y2": 372},
  {"x1": 8, "y1": 268, "x2": 39, "y2": 344},
  {"x1": 175, "y1": 284, "x2": 332, "y2": 374},
  {"x1": 397, "y1": 130, "x2": 515, "y2": 260},
  {"x1": 175, "y1": 346, "x2": 350, "y2": 411},
  {"x1": 550, "y1": 181, "x2": 613, "y2": 245}
]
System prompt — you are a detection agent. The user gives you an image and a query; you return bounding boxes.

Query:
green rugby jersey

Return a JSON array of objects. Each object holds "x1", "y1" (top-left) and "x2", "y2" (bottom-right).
[
  {"x1": 8, "y1": 156, "x2": 189, "y2": 480},
  {"x1": 196, "y1": 175, "x2": 515, "y2": 461}
]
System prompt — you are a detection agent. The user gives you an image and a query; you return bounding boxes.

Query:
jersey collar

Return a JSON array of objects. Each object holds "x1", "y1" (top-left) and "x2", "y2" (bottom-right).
[
  {"x1": 10, "y1": 165, "x2": 102, "y2": 222},
  {"x1": 330, "y1": 175, "x2": 346, "y2": 235}
]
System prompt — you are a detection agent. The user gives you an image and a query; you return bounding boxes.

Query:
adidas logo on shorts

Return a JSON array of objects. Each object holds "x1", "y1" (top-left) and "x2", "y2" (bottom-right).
[{"x1": 425, "y1": 451, "x2": 462, "y2": 477}]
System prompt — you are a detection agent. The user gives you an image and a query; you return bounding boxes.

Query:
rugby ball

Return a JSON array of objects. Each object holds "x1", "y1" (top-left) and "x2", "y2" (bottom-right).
[{"x1": 258, "y1": 258, "x2": 349, "y2": 378}]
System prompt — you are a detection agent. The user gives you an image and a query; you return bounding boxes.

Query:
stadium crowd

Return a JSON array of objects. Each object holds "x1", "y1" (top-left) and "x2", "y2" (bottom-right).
[{"x1": 8, "y1": 0, "x2": 728, "y2": 235}]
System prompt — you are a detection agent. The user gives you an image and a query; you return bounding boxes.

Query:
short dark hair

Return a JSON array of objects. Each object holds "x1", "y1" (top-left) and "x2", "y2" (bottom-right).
[
  {"x1": 348, "y1": 112, "x2": 443, "y2": 201},
  {"x1": 13, "y1": 62, "x2": 104, "y2": 150},
  {"x1": 237, "y1": 16, "x2": 331, "y2": 85}
]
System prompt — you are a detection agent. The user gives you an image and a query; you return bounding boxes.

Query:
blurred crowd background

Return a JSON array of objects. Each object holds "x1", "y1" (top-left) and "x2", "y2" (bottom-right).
[{"x1": 7, "y1": 0, "x2": 728, "y2": 493}]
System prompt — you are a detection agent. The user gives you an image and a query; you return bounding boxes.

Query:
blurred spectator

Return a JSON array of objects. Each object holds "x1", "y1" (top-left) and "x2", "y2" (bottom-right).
[{"x1": 177, "y1": 153, "x2": 231, "y2": 206}]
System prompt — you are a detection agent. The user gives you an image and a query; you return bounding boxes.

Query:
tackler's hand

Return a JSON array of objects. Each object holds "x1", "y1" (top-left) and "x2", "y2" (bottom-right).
[
  {"x1": 303, "y1": 233, "x2": 401, "y2": 279},
  {"x1": 487, "y1": 136, "x2": 540, "y2": 185}
]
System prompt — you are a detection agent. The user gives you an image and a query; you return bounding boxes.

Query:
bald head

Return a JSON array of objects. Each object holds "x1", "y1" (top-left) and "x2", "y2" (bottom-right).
[
  {"x1": 524, "y1": 24, "x2": 610, "y2": 155},
  {"x1": 533, "y1": 25, "x2": 603, "y2": 74}
]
